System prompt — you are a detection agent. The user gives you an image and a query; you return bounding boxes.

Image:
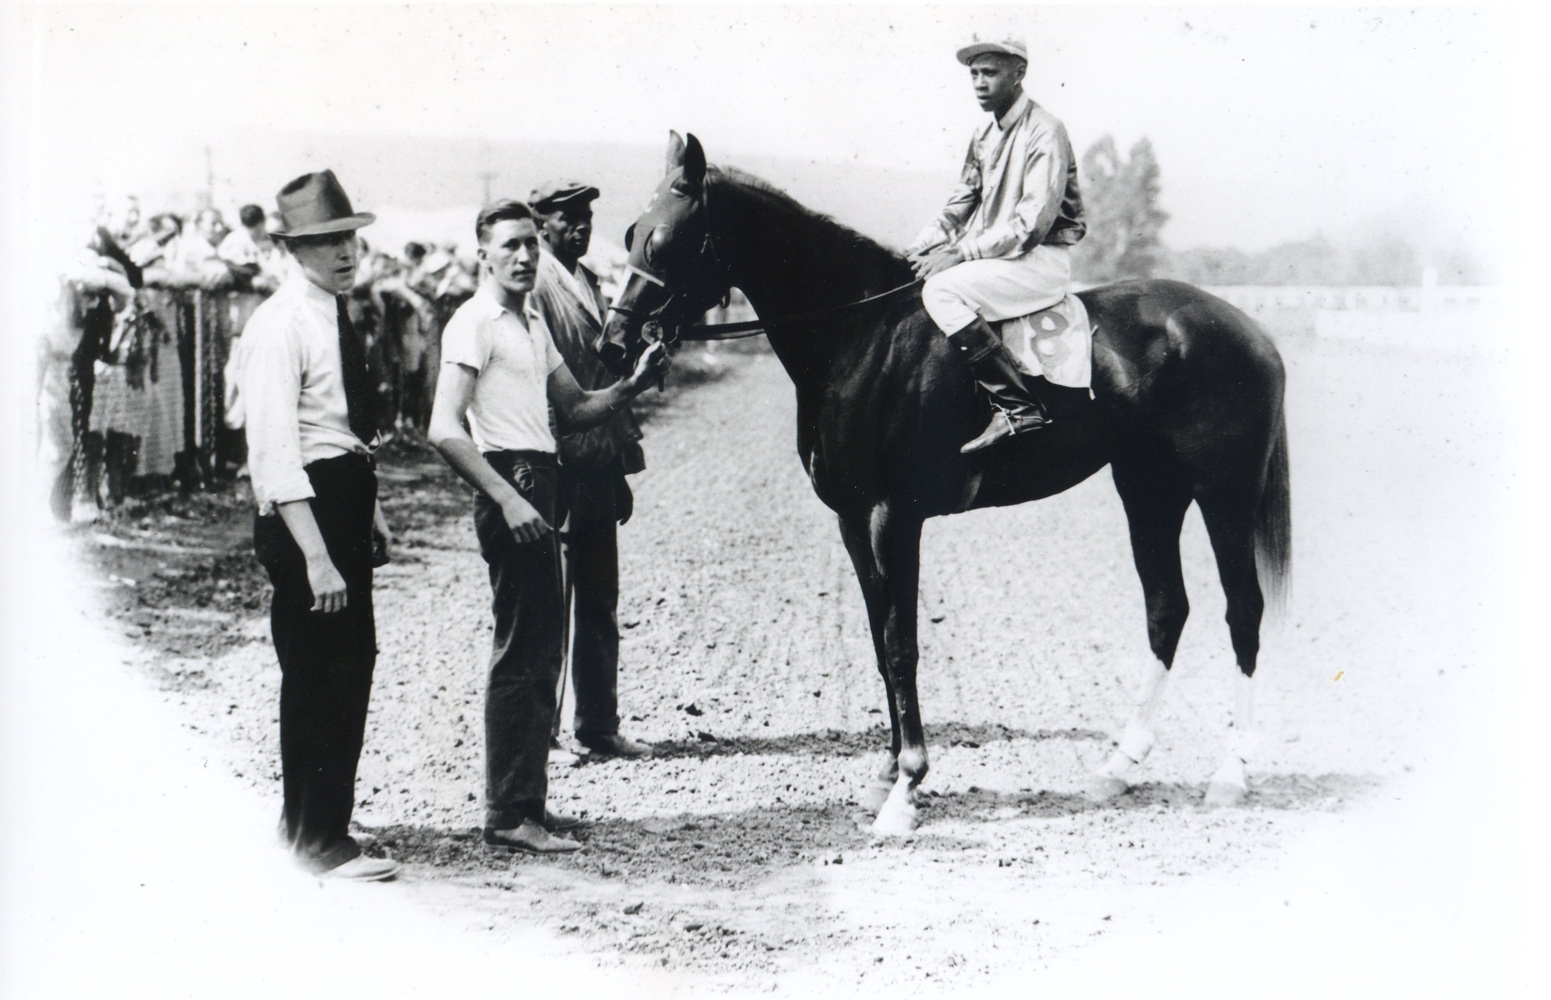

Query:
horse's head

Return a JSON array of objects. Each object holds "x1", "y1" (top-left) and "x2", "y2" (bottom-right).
[{"x1": 600, "y1": 131, "x2": 733, "y2": 375}]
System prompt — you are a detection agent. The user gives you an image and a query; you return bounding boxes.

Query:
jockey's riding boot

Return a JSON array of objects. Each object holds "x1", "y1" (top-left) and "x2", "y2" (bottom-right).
[{"x1": 951, "y1": 318, "x2": 1051, "y2": 453}]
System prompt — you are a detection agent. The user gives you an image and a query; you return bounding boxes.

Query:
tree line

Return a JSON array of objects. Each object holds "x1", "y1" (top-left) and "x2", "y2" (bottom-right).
[{"x1": 1071, "y1": 135, "x2": 1485, "y2": 287}]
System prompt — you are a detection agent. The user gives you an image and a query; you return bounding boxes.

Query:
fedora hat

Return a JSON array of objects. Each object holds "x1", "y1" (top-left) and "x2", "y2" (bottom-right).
[
  {"x1": 956, "y1": 36, "x2": 1028, "y2": 66},
  {"x1": 272, "y1": 169, "x2": 375, "y2": 238}
]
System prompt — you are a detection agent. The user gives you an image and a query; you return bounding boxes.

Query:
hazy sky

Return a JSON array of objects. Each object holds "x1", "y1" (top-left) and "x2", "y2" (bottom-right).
[{"x1": 6, "y1": 3, "x2": 1516, "y2": 250}]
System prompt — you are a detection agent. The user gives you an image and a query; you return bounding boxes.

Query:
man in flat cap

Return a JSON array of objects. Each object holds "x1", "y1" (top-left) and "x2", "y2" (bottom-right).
[
  {"x1": 529, "y1": 180, "x2": 653, "y2": 761},
  {"x1": 238, "y1": 169, "x2": 399, "y2": 880},
  {"x1": 905, "y1": 36, "x2": 1087, "y2": 453}
]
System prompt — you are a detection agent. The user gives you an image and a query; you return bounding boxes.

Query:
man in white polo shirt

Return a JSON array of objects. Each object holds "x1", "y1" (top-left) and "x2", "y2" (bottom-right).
[{"x1": 429, "y1": 199, "x2": 667, "y2": 855}]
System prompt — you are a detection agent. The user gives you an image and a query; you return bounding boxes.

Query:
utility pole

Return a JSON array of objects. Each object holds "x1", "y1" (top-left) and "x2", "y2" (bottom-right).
[
  {"x1": 202, "y1": 145, "x2": 215, "y2": 210},
  {"x1": 478, "y1": 170, "x2": 496, "y2": 204}
]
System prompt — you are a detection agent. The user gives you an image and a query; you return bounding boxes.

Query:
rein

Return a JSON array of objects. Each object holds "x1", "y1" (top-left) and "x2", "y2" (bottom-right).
[
  {"x1": 609, "y1": 171, "x2": 922, "y2": 342},
  {"x1": 674, "y1": 278, "x2": 924, "y2": 341}
]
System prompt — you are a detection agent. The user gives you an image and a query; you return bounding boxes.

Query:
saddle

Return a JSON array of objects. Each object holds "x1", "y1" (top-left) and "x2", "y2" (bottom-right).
[{"x1": 997, "y1": 293, "x2": 1094, "y2": 389}]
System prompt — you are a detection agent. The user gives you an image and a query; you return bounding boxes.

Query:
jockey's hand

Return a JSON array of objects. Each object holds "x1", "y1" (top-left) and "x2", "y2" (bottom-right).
[{"x1": 910, "y1": 246, "x2": 965, "y2": 281}]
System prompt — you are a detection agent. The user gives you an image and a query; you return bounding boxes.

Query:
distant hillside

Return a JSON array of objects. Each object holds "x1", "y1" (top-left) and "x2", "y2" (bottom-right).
[
  {"x1": 116, "y1": 127, "x2": 1493, "y2": 284},
  {"x1": 162, "y1": 128, "x2": 953, "y2": 253}
]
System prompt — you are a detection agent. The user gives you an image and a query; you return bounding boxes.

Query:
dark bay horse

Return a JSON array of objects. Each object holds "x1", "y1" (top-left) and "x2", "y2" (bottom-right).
[{"x1": 605, "y1": 134, "x2": 1290, "y2": 834}]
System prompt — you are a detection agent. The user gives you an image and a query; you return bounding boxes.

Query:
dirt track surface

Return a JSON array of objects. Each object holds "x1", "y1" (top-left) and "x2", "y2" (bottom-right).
[{"x1": 80, "y1": 335, "x2": 1507, "y2": 991}]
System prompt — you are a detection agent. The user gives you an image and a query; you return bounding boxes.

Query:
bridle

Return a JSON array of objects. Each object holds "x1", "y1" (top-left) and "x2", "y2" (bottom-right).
[
  {"x1": 606, "y1": 176, "x2": 738, "y2": 345},
  {"x1": 608, "y1": 173, "x2": 921, "y2": 345}
]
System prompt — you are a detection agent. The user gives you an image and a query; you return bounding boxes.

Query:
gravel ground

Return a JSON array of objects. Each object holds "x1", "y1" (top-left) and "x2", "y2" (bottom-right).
[{"x1": 73, "y1": 332, "x2": 1512, "y2": 992}]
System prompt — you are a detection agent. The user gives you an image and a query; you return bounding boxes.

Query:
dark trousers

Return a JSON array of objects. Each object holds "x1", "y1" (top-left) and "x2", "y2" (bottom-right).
[
  {"x1": 254, "y1": 452, "x2": 378, "y2": 872},
  {"x1": 560, "y1": 464, "x2": 624, "y2": 737},
  {"x1": 473, "y1": 451, "x2": 564, "y2": 831}
]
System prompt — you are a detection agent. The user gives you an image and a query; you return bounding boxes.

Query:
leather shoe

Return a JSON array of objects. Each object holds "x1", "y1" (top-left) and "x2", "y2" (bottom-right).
[
  {"x1": 323, "y1": 855, "x2": 401, "y2": 881},
  {"x1": 548, "y1": 737, "x2": 581, "y2": 767},
  {"x1": 484, "y1": 819, "x2": 583, "y2": 855},
  {"x1": 544, "y1": 809, "x2": 585, "y2": 832},
  {"x1": 577, "y1": 732, "x2": 655, "y2": 758}
]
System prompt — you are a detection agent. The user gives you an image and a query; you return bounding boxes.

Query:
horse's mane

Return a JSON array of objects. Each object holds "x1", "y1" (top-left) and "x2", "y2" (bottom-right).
[{"x1": 711, "y1": 166, "x2": 915, "y2": 285}]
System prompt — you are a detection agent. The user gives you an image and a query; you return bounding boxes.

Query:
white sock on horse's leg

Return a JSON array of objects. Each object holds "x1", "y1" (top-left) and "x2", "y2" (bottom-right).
[
  {"x1": 1206, "y1": 671, "x2": 1256, "y2": 807},
  {"x1": 860, "y1": 752, "x2": 899, "y2": 812},
  {"x1": 1091, "y1": 657, "x2": 1169, "y2": 800}
]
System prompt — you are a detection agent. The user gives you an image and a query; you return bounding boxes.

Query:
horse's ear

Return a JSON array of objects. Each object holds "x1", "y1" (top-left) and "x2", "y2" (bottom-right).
[
  {"x1": 683, "y1": 134, "x2": 707, "y2": 187},
  {"x1": 665, "y1": 131, "x2": 686, "y2": 174}
]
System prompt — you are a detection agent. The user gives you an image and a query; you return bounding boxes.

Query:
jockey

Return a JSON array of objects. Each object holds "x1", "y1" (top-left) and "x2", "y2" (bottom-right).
[{"x1": 906, "y1": 36, "x2": 1087, "y2": 453}]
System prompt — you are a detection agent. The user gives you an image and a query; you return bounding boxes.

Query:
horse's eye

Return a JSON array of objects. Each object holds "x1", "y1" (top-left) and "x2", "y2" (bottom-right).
[{"x1": 624, "y1": 223, "x2": 636, "y2": 252}]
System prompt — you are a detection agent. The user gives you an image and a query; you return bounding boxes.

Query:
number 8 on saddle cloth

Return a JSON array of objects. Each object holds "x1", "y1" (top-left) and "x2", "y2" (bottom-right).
[{"x1": 998, "y1": 292, "x2": 1094, "y2": 389}]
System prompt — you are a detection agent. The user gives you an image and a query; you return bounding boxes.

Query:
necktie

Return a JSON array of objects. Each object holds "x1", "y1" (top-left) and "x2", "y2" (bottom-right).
[{"x1": 335, "y1": 295, "x2": 377, "y2": 446}]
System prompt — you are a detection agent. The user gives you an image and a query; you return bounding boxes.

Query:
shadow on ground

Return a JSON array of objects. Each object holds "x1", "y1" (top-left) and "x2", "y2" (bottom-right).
[
  {"x1": 360, "y1": 769, "x2": 1379, "y2": 888},
  {"x1": 363, "y1": 800, "x2": 872, "y2": 888},
  {"x1": 600, "y1": 721, "x2": 1109, "y2": 763},
  {"x1": 922, "y1": 771, "x2": 1383, "y2": 824}
]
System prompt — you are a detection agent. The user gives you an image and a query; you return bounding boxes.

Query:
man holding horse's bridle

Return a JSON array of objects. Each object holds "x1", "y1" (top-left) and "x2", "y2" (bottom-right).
[{"x1": 906, "y1": 36, "x2": 1087, "y2": 453}]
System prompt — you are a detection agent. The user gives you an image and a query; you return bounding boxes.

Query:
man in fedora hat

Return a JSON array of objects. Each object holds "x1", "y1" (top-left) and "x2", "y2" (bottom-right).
[
  {"x1": 528, "y1": 179, "x2": 653, "y2": 762},
  {"x1": 429, "y1": 199, "x2": 668, "y2": 855},
  {"x1": 237, "y1": 169, "x2": 399, "y2": 880},
  {"x1": 905, "y1": 36, "x2": 1087, "y2": 453}
]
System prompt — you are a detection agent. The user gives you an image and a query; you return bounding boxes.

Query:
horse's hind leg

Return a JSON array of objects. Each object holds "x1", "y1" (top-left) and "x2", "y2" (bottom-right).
[
  {"x1": 838, "y1": 514, "x2": 901, "y2": 812},
  {"x1": 1198, "y1": 493, "x2": 1265, "y2": 807},
  {"x1": 1092, "y1": 454, "x2": 1194, "y2": 802}
]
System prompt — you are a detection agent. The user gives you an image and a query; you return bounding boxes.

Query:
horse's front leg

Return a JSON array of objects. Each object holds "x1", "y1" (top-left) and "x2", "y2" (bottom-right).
[
  {"x1": 837, "y1": 514, "x2": 900, "y2": 813},
  {"x1": 868, "y1": 508, "x2": 927, "y2": 837}
]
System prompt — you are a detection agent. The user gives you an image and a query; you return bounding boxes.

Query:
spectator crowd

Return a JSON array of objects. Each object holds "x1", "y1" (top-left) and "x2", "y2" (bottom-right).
[{"x1": 37, "y1": 192, "x2": 485, "y2": 522}]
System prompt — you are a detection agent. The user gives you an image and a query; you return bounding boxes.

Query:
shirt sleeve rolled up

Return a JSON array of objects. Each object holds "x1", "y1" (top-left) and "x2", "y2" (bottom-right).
[{"x1": 241, "y1": 320, "x2": 315, "y2": 513}]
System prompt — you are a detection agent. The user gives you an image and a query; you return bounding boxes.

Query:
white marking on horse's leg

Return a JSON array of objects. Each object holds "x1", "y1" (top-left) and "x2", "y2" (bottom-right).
[
  {"x1": 860, "y1": 752, "x2": 898, "y2": 812},
  {"x1": 1089, "y1": 657, "x2": 1169, "y2": 801},
  {"x1": 870, "y1": 772, "x2": 919, "y2": 837},
  {"x1": 1206, "y1": 672, "x2": 1256, "y2": 808}
]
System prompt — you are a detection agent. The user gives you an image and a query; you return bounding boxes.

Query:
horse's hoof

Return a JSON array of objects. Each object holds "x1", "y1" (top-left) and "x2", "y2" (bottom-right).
[
  {"x1": 859, "y1": 780, "x2": 892, "y2": 812},
  {"x1": 869, "y1": 803, "x2": 919, "y2": 838},
  {"x1": 1088, "y1": 775, "x2": 1129, "y2": 803},
  {"x1": 1204, "y1": 780, "x2": 1247, "y2": 808}
]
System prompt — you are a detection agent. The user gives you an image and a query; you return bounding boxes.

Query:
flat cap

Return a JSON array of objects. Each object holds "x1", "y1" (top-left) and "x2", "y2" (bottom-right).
[
  {"x1": 956, "y1": 36, "x2": 1028, "y2": 66},
  {"x1": 529, "y1": 180, "x2": 600, "y2": 214}
]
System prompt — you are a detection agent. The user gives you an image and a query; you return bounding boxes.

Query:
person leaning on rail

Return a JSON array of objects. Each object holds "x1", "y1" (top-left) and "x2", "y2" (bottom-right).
[
  {"x1": 905, "y1": 35, "x2": 1088, "y2": 453},
  {"x1": 237, "y1": 169, "x2": 400, "y2": 881},
  {"x1": 428, "y1": 199, "x2": 669, "y2": 855}
]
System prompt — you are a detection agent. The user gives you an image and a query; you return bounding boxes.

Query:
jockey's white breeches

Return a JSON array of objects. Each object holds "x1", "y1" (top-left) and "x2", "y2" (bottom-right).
[{"x1": 921, "y1": 244, "x2": 1071, "y2": 336}]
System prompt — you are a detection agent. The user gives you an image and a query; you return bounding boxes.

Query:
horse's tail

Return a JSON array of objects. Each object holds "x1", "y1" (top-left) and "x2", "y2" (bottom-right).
[{"x1": 1254, "y1": 413, "x2": 1292, "y2": 613}]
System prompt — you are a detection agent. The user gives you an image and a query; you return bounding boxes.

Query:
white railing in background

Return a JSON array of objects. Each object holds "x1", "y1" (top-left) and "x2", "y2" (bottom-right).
[{"x1": 1198, "y1": 278, "x2": 1506, "y2": 352}]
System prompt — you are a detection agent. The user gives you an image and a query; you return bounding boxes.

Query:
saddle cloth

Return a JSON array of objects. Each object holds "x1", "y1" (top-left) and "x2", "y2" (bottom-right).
[{"x1": 998, "y1": 292, "x2": 1093, "y2": 388}]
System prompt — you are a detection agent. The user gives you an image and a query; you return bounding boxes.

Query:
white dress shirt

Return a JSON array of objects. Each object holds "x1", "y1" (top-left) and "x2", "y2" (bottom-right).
[
  {"x1": 238, "y1": 275, "x2": 369, "y2": 514},
  {"x1": 440, "y1": 285, "x2": 565, "y2": 454}
]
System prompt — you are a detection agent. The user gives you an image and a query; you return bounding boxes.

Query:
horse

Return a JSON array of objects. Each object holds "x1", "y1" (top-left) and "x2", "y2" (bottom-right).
[{"x1": 603, "y1": 133, "x2": 1290, "y2": 836}]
